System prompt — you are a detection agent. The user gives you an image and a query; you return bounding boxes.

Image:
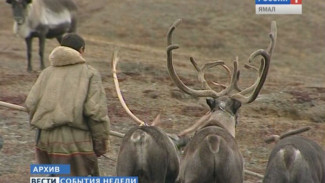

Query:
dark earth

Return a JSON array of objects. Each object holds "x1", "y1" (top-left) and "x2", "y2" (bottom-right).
[{"x1": 0, "y1": 0, "x2": 325, "y2": 182}]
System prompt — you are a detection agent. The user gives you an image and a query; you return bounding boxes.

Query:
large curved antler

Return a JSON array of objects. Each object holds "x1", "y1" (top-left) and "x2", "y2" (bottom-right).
[
  {"x1": 111, "y1": 51, "x2": 147, "y2": 126},
  {"x1": 267, "y1": 21, "x2": 277, "y2": 57},
  {"x1": 167, "y1": 19, "x2": 275, "y2": 104},
  {"x1": 230, "y1": 49, "x2": 270, "y2": 104},
  {"x1": 234, "y1": 21, "x2": 277, "y2": 97},
  {"x1": 189, "y1": 57, "x2": 231, "y2": 90},
  {"x1": 167, "y1": 19, "x2": 239, "y2": 98}
]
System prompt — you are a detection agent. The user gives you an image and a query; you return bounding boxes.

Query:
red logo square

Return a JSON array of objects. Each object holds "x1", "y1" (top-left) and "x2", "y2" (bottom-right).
[{"x1": 291, "y1": 0, "x2": 302, "y2": 4}]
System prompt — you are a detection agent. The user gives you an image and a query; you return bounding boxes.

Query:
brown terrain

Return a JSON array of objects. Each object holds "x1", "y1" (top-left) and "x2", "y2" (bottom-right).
[{"x1": 0, "y1": 0, "x2": 325, "y2": 182}]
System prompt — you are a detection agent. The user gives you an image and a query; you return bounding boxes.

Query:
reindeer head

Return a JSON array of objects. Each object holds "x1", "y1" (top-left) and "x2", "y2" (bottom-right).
[
  {"x1": 6, "y1": 0, "x2": 32, "y2": 25},
  {"x1": 167, "y1": 19, "x2": 277, "y2": 137}
]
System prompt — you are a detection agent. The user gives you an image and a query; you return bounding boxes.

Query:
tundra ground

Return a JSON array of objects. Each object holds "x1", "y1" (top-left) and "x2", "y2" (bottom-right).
[{"x1": 0, "y1": 1, "x2": 324, "y2": 182}]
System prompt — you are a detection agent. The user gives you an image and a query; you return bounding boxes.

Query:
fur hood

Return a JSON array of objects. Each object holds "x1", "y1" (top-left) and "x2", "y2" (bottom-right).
[{"x1": 49, "y1": 46, "x2": 86, "y2": 66}]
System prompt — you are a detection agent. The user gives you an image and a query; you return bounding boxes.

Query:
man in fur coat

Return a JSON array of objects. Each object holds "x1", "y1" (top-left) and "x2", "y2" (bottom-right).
[{"x1": 25, "y1": 33, "x2": 110, "y2": 176}]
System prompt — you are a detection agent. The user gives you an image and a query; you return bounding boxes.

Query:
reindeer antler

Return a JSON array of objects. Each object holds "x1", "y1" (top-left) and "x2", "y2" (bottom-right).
[
  {"x1": 178, "y1": 111, "x2": 212, "y2": 137},
  {"x1": 111, "y1": 51, "x2": 147, "y2": 126},
  {"x1": 189, "y1": 57, "x2": 232, "y2": 90},
  {"x1": 167, "y1": 19, "x2": 240, "y2": 98},
  {"x1": 264, "y1": 126, "x2": 311, "y2": 144},
  {"x1": 230, "y1": 49, "x2": 270, "y2": 104},
  {"x1": 234, "y1": 21, "x2": 277, "y2": 95},
  {"x1": 166, "y1": 19, "x2": 276, "y2": 104}
]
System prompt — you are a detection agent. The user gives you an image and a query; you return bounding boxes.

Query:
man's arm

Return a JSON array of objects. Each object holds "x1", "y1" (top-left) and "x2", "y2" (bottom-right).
[
  {"x1": 25, "y1": 73, "x2": 44, "y2": 120},
  {"x1": 84, "y1": 69, "x2": 110, "y2": 157}
]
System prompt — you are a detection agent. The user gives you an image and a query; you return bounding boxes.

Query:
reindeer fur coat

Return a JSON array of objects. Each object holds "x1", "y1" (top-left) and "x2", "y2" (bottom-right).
[
  {"x1": 26, "y1": 46, "x2": 109, "y2": 131},
  {"x1": 25, "y1": 47, "x2": 110, "y2": 174}
]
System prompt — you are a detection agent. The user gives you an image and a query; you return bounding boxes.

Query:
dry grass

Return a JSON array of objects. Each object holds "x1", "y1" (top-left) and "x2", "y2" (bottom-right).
[{"x1": 0, "y1": 0, "x2": 324, "y2": 182}]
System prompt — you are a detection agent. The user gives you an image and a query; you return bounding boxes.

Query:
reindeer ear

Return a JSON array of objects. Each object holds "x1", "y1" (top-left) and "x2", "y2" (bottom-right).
[
  {"x1": 231, "y1": 99, "x2": 242, "y2": 114},
  {"x1": 6, "y1": 0, "x2": 12, "y2": 4},
  {"x1": 206, "y1": 98, "x2": 216, "y2": 111}
]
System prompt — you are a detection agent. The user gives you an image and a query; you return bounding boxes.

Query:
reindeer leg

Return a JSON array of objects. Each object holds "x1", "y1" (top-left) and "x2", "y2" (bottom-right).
[
  {"x1": 25, "y1": 37, "x2": 33, "y2": 72},
  {"x1": 38, "y1": 35, "x2": 46, "y2": 70}
]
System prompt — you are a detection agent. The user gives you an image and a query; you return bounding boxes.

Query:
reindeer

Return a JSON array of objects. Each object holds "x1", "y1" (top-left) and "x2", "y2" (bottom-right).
[
  {"x1": 166, "y1": 19, "x2": 277, "y2": 183},
  {"x1": 6, "y1": 0, "x2": 77, "y2": 71},
  {"x1": 111, "y1": 51, "x2": 180, "y2": 183},
  {"x1": 263, "y1": 127, "x2": 325, "y2": 183}
]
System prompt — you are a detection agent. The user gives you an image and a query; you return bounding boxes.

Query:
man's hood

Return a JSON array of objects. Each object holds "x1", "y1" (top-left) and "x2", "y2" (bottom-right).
[{"x1": 49, "y1": 46, "x2": 86, "y2": 66}]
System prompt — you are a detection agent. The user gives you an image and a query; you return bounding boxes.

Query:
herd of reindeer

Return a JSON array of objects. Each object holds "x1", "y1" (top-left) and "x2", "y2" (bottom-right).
[{"x1": 3, "y1": 0, "x2": 325, "y2": 183}]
